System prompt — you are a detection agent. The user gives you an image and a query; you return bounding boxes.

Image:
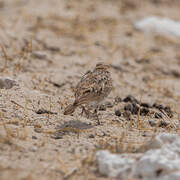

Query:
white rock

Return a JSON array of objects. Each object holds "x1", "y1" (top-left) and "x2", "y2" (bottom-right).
[
  {"x1": 132, "y1": 149, "x2": 180, "y2": 179},
  {"x1": 0, "y1": 77, "x2": 17, "y2": 89},
  {"x1": 96, "y1": 150, "x2": 135, "y2": 178},
  {"x1": 96, "y1": 133, "x2": 180, "y2": 180},
  {"x1": 146, "y1": 133, "x2": 179, "y2": 149},
  {"x1": 132, "y1": 133, "x2": 180, "y2": 180},
  {"x1": 135, "y1": 16, "x2": 180, "y2": 37}
]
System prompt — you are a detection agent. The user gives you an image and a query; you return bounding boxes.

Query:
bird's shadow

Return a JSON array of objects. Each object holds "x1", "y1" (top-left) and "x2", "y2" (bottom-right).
[
  {"x1": 56, "y1": 120, "x2": 94, "y2": 129},
  {"x1": 54, "y1": 120, "x2": 94, "y2": 137}
]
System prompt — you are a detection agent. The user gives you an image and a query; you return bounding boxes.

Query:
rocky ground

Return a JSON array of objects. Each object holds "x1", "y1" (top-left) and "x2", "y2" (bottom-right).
[{"x1": 0, "y1": 0, "x2": 180, "y2": 180}]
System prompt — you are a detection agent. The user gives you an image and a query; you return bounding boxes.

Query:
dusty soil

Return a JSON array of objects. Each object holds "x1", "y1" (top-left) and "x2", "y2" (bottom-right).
[{"x1": 0, "y1": 0, "x2": 180, "y2": 179}]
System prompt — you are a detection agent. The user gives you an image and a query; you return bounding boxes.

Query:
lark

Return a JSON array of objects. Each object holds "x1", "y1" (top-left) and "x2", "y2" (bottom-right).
[{"x1": 64, "y1": 63, "x2": 113, "y2": 124}]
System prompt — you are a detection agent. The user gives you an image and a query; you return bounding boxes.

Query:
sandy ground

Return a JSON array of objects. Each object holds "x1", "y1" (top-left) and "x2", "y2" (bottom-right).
[{"x1": 0, "y1": 0, "x2": 180, "y2": 179}]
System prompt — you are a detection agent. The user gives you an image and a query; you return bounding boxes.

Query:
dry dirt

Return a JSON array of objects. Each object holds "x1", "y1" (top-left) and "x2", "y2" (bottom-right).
[{"x1": 0, "y1": 0, "x2": 180, "y2": 180}]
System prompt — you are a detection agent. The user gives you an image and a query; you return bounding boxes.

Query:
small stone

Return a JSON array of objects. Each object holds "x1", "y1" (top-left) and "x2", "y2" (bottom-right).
[
  {"x1": 141, "y1": 103, "x2": 151, "y2": 108},
  {"x1": 153, "y1": 103, "x2": 164, "y2": 111},
  {"x1": 125, "y1": 31, "x2": 133, "y2": 37},
  {"x1": 34, "y1": 128, "x2": 42, "y2": 133},
  {"x1": 153, "y1": 104, "x2": 173, "y2": 118},
  {"x1": 124, "y1": 102, "x2": 140, "y2": 115},
  {"x1": 89, "y1": 134, "x2": 95, "y2": 138},
  {"x1": 46, "y1": 45, "x2": 60, "y2": 52},
  {"x1": 164, "y1": 106, "x2": 170, "y2": 112},
  {"x1": 171, "y1": 70, "x2": 180, "y2": 78},
  {"x1": 159, "y1": 120, "x2": 169, "y2": 128},
  {"x1": 124, "y1": 103, "x2": 133, "y2": 112},
  {"x1": 154, "y1": 112, "x2": 162, "y2": 119},
  {"x1": 94, "y1": 41, "x2": 101, "y2": 46},
  {"x1": 115, "y1": 96, "x2": 122, "y2": 103},
  {"x1": 157, "y1": 105, "x2": 164, "y2": 111},
  {"x1": 105, "y1": 101, "x2": 114, "y2": 108},
  {"x1": 30, "y1": 146, "x2": 38, "y2": 152},
  {"x1": 32, "y1": 135, "x2": 37, "y2": 139},
  {"x1": 115, "y1": 109, "x2": 121, "y2": 117},
  {"x1": 149, "y1": 120, "x2": 156, "y2": 127},
  {"x1": 142, "y1": 131, "x2": 147, "y2": 137},
  {"x1": 123, "y1": 95, "x2": 139, "y2": 104},
  {"x1": 36, "y1": 108, "x2": 57, "y2": 115},
  {"x1": 123, "y1": 110, "x2": 132, "y2": 120},
  {"x1": 99, "y1": 104, "x2": 106, "y2": 111},
  {"x1": 152, "y1": 103, "x2": 157, "y2": 107},
  {"x1": 132, "y1": 103, "x2": 140, "y2": 115},
  {"x1": 97, "y1": 131, "x2": 106, "y2": 137},
  {"x1": 32, "y1": 51, "x2": 47, "y2": 59},
  {"x1": 140, "y1": 107, "x2": 149, "y2": 116},
  {"x1": 164, "y1": 106, "x2": 173, "y2": 118},
  {"x1": 51, "y1": 135, "x2": 63, "y2": 139},
  {"x1": 0, "y1": 77, "x2": 17, "y2": 89}
]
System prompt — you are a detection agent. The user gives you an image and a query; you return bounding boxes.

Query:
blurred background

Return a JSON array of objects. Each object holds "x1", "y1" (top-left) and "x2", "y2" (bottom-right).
[
  {"x1": 0, "y1": 0, "x2": 179, "y2": 102},
  {"x1": 0, "y1": 0, "x2": 179, "y2": 67}
]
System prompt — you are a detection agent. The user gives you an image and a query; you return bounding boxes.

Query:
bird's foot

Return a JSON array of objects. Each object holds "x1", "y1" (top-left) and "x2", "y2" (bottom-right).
[{"x1": 80, "y1": 106, "x2": 91, "y2": 118}]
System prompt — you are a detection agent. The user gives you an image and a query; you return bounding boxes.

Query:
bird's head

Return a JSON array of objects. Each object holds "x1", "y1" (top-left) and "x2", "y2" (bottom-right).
[{"x1": 95, "y1": 63, "x2": 110, "y2": 70}]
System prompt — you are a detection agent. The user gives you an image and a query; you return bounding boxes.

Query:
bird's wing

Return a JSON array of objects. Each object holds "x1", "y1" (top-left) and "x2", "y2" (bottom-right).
[{"x1": 74, "y1": 75, "x2": 101, "y2": 106}]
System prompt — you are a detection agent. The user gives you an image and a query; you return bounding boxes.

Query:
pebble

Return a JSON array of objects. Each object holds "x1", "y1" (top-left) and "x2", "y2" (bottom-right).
[
  {"x1": 171, "y1": 70, "x2": 180, "y2": 78},
  {"x1": 32, "y1": 135, "x2": 38, "y2": 139},
  {"x1": 140, "y1": 103, "x2": 151, "y2": 108},
  {"x1": 105, "y1": 101, "x2": 114, "y2": 108},
  {"x1": 153, "y1": 103, "x2": 164, "y2": 111},
  {"x1": 30, "y1": 146, "x2": 38, "y2": 152},
  {"x1": 34, "y1": 128, "x2": 42, "y2": 133},
  {"x1": 0, "y1": 77, "x2": 17, "y2": 89},
  {"x1": 140, "y1": 107, "x2": 149, "y2": 116},
  {"x1": 89, "y1": 134, "x2": 95, "y2": 138},
  {"x1": 114, "y1": 96, "x2": 122, "y2": 103},
  {"x1": 154, "y1": 112, "x2": 162, "y2": 119},
  {"x1": 124, "y1": 103, "x2": 139, "y2": 115},
  {"x1": 51, "y1": 135, "x2": 63, "y2": 139},
  {"x1": 31, "y1": 51, "x2": 47, "y2": 59},
  {"x1": 124, "y1": 103, "x2": 133, "y2": 112},
  {"x1": 132, "y1": 103, "x2": 140, "y2": 115},
  {"x1": 115, "y1": 109, "x2": 121, "y2": 117},
  {"x1": 149, "y1": 120, "x2": 156, "y2": 127},
  {"x1": 123, "y1": 95, "x2": 139, "y2": 104},
  {"x1": 159, "y1": 120, "x2": 169, "y2": 128},
  {"x1": 153, "y1": 103, "x2": 173, "y2": 118},
  {"x1": 97, "y1": 131, "x2": 106, "y2": 137},
  {"x1": 99, "y1": 104, "x2": 106, "y2": 111},
  {"x1": 164, "y1": 106, "x2": 173, "y2": 118},
  {"x1": 124, "y1": 103, "x2": 133, "y2": 113},
  {"x1": 123, "y1": 110, "x2": 132, "y2": 120}
]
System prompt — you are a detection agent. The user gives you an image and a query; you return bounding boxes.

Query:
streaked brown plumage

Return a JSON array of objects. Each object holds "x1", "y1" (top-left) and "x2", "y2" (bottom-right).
[{"x1": 64, "y1": 63, "x2": 113, "y2": 123}]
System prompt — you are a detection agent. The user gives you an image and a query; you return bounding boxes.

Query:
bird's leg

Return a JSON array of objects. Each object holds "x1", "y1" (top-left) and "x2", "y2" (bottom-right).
[
  {"x1": 94, "y1": 108, "x2": 100, "y2": 125},
  {"x1": 80, "y1": 106, "x2": 85, "y2": 116},
  {"x1": 80, "y1": 106, "x2": 90, "y2": 118}
]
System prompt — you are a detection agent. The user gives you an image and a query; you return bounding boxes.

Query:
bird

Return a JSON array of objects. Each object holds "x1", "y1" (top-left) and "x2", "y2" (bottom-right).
[{"x1": 64, "y1": 63, "x2": 113, "y2": 124}]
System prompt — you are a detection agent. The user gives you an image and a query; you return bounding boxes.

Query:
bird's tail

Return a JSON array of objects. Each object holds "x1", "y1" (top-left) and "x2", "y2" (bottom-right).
[{"x1": 64, "y1": 103, "x2": 77, "y2": 115}]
